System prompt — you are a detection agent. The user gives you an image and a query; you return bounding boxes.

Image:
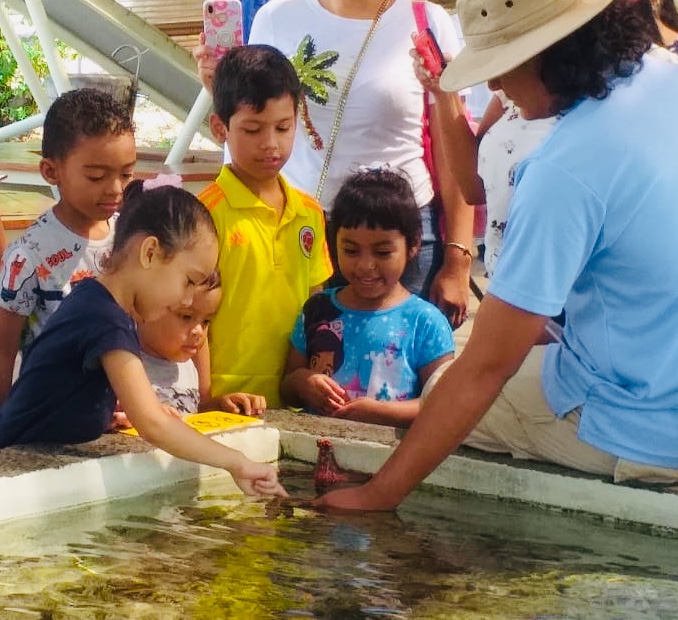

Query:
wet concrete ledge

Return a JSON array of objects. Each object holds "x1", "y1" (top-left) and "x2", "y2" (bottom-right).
[
  {"x1": 0, "y1": 420, "x2": 280, "y2": 523},
  {"x1": 2, "y1": 409, "x2": 678, "y2": 532},
  {"x1": 265, "y1": 409, "x2": 678, "y2": 534}
]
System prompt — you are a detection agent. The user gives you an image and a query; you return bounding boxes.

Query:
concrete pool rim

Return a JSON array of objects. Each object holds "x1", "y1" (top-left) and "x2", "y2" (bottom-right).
[{"x1": 1, "y1": 409, "x2": 677, "y2": 535}]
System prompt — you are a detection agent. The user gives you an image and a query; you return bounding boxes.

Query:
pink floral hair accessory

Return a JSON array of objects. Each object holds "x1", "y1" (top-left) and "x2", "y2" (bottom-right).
[{"x1": 142, "y1": 173, "x2": 183, "y2": 191}]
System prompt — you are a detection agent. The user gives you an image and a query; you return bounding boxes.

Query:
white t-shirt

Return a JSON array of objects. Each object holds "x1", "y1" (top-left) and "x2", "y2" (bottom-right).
[
  {"x1": 0, "y1": 208, "x2": 115, "y2": 348},
  {"x1": 477, "y1": 96, "x2": 555, "y2": 277},
  {"x1": 249, "y1": 0, "x2": 462, "y2": 209},
  {"x1": 140, "y1": 351, "x2": 200, "y2": 416}
]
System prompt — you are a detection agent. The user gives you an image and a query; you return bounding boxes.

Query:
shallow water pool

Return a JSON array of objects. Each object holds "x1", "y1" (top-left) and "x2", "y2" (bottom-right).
[{"x1": 1, "y1": 463, "x2": 678, "y2": 619}]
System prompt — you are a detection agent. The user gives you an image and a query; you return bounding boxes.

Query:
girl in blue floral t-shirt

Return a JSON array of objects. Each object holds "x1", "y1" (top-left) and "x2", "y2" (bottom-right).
[{"x1": 281, "y1": 168, "x2": 455, "y2": 428}]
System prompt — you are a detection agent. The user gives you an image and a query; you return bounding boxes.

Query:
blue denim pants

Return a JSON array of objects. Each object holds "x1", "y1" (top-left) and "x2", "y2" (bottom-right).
[{"x1": 401, "y1": 202, "x2": 442, "y2": 299}]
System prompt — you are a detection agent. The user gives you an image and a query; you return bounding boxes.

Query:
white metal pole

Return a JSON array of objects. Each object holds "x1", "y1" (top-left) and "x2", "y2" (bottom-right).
[
  {"x1": 0, "y1": 2, "x2": 52, "y2": 112},
  {"x1": 25, "y1": 0, "x2": 71, "y2": 95},
  {"x1": 0, "y1": 113, "x2": 45, "y2": 142},
  {"x1": 164, "y1": 87, "x2": 213, "y2": 165}
]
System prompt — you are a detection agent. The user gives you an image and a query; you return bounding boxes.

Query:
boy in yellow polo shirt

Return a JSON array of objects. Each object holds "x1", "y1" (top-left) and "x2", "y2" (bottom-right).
[{"x1": 199, "y1": 45, "x2": 332, "y2": 407}]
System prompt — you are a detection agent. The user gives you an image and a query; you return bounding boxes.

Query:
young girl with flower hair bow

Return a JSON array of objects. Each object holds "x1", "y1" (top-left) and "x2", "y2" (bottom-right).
[{"x1": 0, "y1": 177, "x2": 286, "y2": 498}]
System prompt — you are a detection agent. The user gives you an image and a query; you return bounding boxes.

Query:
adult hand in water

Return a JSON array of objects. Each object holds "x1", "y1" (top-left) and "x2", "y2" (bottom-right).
[{"x1": 315, "y1": 481, "x2": 396, "y2": 512}]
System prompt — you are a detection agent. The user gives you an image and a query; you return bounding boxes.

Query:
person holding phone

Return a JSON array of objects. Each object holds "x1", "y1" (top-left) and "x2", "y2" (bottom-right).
[
  {"x1": 202, "y1": 1, "x2": 244, "y2": 60},
  {"x1": 413, "y1": 28, "x2": 447, "y2": 77},
  {"x1": 317, "y1": 0, "x2": 678, "y2": 511},
  {"x1": 195, "y1": 0, "x2": 475, "y2": 329}
]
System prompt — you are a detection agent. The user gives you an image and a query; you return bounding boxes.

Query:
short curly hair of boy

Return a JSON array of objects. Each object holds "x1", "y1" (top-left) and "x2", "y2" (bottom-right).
[{"x1": 42, "y1": 88, "x2": 135, "y2": 160}]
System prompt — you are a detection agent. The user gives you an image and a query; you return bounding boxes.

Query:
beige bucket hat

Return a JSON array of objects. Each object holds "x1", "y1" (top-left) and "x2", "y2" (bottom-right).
[{"x1": 441, "y1": 0, "x2": 614, "y2": 92}]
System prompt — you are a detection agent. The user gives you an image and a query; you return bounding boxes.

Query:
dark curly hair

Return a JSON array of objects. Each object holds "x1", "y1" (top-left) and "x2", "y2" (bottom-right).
[
  {"x1": 631, "y1": 0, "x2": 665, "y2": 45},
  {"x1": 539, "y1": 1, "x2": 654, "y2": 114},
  {"x1": 42, "y1": 88, "x2": 135, "y2": 160}
]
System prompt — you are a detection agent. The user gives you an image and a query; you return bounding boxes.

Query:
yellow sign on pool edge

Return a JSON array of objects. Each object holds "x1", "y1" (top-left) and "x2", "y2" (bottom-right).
[{"x1": 118, "y1": 411, "x2": 261, "y2": 437}]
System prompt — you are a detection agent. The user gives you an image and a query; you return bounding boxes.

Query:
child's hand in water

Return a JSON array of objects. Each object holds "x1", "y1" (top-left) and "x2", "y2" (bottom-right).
[
  {"x1": 301, "y1": 374, "x2": 347, "y2": 415},
  {"x1": 231, "y1": 458, "x2": 288, "y2": 498},
  {"x1": 219, "y1": 392, "x2": 267, "y2": 417}
]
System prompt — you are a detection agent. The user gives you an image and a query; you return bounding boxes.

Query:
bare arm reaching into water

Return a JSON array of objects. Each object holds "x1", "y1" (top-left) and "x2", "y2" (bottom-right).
[
  {"x1": 315, "y1": 295, "x2": 547, "y2": 510},
  {"x1": 103, "y1": 349, "x2": 287, "y2": 498}
]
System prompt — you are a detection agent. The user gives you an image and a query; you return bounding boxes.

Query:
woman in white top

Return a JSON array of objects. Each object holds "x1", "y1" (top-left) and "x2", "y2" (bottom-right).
[
  {"x1": 414, "y1": 0, "x2": 677, "y2": 279},
  {"x1": 196, "y1": 0, "x2": 474, "y2": 327}
]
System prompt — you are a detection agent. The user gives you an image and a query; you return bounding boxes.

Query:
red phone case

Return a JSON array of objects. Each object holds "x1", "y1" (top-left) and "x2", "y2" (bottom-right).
[{"x1": 413, "y1": 28, "x2": 446, "y2": 77}]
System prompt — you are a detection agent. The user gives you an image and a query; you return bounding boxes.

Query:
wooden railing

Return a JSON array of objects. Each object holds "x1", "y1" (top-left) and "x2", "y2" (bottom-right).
[{"x1": 115, "y1": 0, "x2": 204, "y2": 51}]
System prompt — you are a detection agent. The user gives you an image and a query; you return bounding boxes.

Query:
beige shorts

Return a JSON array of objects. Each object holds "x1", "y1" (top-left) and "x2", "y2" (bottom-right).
[{"x1": 426, "y1": 347, "x2": 678, "y2": 484}]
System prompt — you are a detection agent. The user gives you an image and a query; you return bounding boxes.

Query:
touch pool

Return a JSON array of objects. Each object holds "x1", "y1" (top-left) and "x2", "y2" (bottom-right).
[{"x1": 1, "y1": 464, "x2": 678, "y2": 619}]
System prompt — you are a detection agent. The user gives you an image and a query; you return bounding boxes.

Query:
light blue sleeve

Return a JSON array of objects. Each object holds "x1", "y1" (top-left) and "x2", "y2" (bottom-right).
[
  {"x1": 489, "y1": 159, "x2": 605, "y2": 317},
  {"x1": 289, "y1": 310, "x2": 306, "y2": 355},
  {"x1": 414, "y1": 304, "x2": 455, "y2": 369}
]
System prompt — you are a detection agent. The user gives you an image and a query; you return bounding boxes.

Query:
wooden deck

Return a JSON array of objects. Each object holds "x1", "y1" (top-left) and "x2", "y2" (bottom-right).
[
  {"x1": 0, "y1": 190, "x2": 53, "y2": 231},
  {"x1": 0, "y1": 141, "x2": 221, "y2": 237},
  {"x1": 0, "y1": 141, "x2": 221, "y2": 175},
  {"x1": 116, "y1": 0, "x2": 205, "y2": 52},
  {"x1": 114, "y1": 0, "x2": 456, "y2": 53}
]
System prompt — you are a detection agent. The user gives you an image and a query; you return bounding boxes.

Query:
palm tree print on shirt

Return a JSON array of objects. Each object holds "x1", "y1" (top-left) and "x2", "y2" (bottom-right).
[{"x1": 290, "y1": 35, "x2": 339, "y2": 150}]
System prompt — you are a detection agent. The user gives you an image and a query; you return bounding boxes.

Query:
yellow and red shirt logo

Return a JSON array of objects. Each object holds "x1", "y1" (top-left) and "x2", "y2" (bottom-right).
[{"x1": 299, "y1": 226, "x2": 315, "y2": 258}]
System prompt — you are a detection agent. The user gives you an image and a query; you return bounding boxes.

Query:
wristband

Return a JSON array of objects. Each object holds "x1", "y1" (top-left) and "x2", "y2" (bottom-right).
[{"x1": 444, "y1": 241, "x2": 473, "y2": 259}]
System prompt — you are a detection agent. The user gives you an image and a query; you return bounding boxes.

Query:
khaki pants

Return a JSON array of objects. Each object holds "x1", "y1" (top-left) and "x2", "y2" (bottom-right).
[{"x1": 425, "y1": 347, "x2": 678, "y2": 484}]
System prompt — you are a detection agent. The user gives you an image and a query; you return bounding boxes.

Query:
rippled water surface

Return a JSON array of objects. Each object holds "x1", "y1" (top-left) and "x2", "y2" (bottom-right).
[{"x1": 2, "y1": 464, "x2": 678, "y2": 619}]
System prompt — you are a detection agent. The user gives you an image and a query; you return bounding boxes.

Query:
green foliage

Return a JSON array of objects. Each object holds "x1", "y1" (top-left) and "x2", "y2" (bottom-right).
[{"x1": 0, "y1": 28, "x2": 76, "y2": 126}]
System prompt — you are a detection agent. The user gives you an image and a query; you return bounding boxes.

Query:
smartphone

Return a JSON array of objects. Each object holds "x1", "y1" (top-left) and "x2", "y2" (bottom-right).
[
  {"x1": 203, "y1": 0, "x2": 244, "y2": 61},
  {"x1": 413, "y1": 27, "x2": 447, "y2": 77}
]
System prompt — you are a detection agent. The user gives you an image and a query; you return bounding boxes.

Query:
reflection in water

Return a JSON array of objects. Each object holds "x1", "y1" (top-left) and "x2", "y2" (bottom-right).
[{"x1": 1, "y1": 464, "x2": 678, "y2": 619}]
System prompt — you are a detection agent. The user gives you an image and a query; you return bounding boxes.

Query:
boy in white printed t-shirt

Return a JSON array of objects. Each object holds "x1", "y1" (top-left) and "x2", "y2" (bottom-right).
[{"x1": 0, "y1": 88, "x2": 136, "y2": 405}]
